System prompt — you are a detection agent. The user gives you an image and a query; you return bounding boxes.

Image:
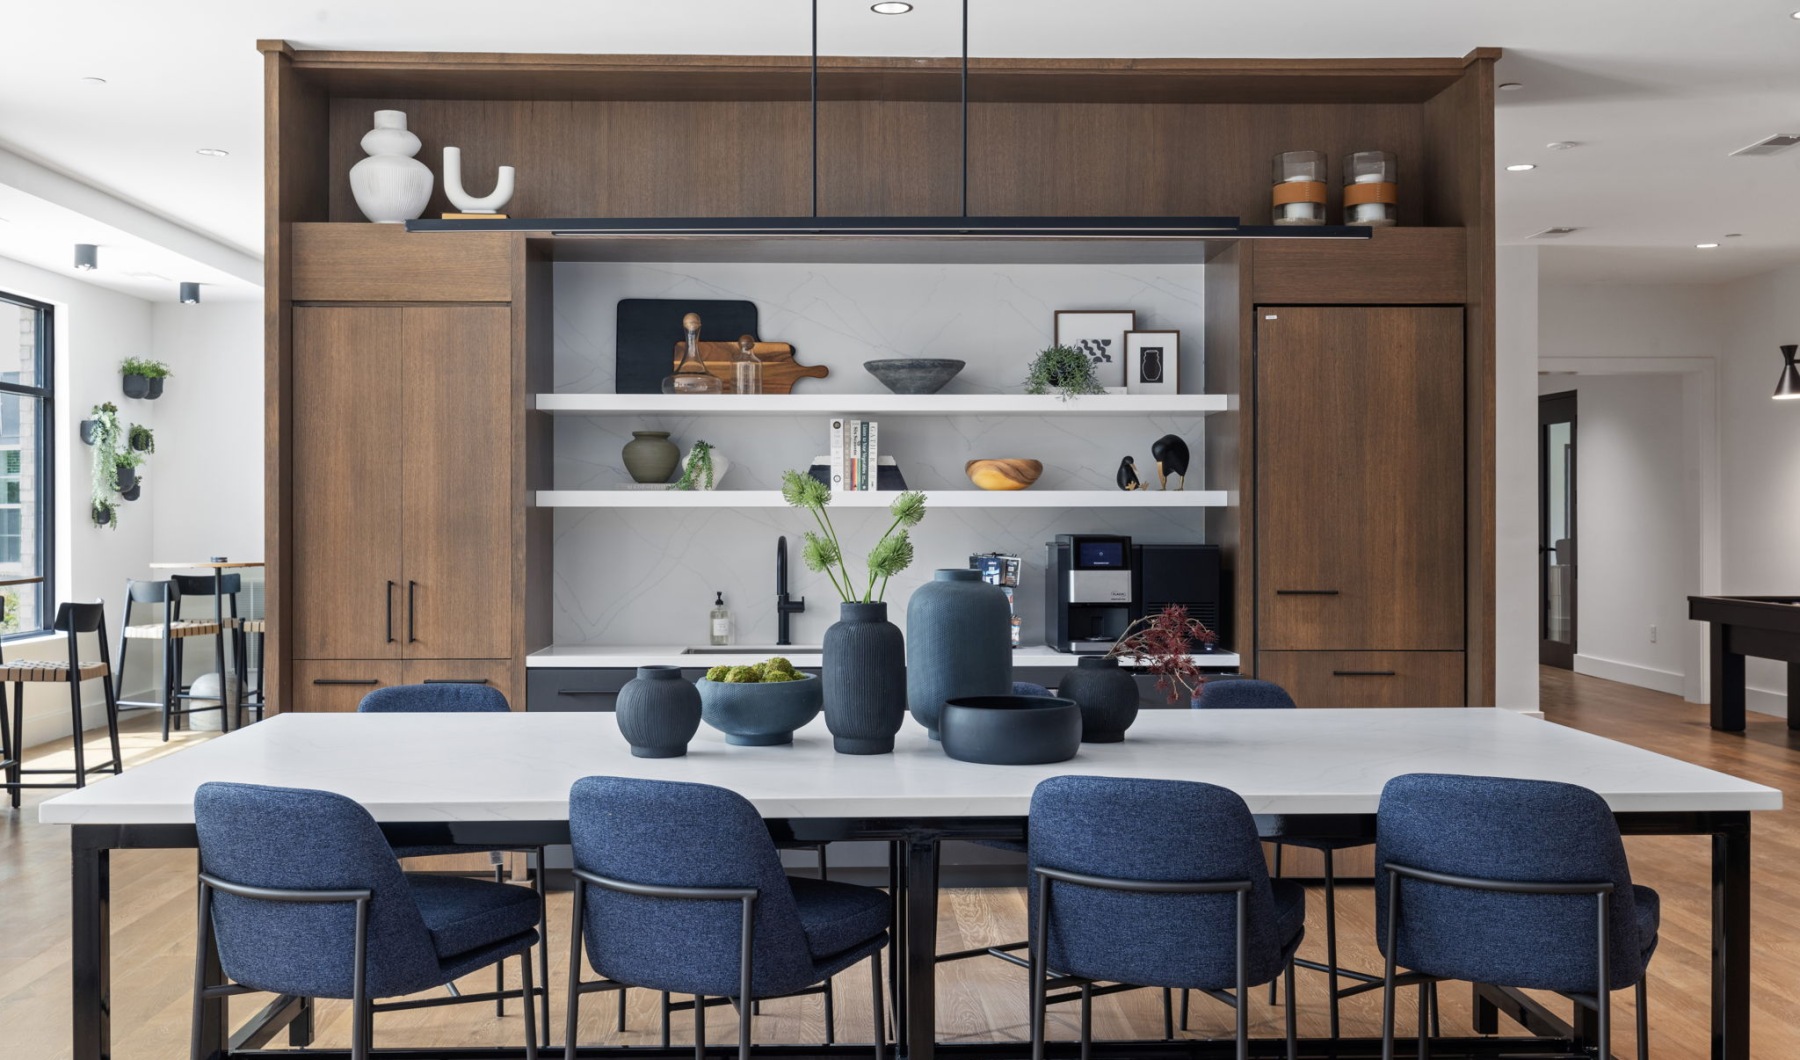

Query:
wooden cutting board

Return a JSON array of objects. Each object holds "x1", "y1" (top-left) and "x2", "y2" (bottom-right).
[{"x1": 670, "y1": 340, "x2": 830, "y2": 395}]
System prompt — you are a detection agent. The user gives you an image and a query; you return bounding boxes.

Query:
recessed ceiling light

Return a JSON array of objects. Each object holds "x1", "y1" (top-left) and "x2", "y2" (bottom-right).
[
  {"x1": 1498, "y1": 82, "x2": 1523, "y2": 91},
  {"x1": 871, "y1": 1, "x2": 913, "y2": 11},
  {"x1": 1546, "y1": 141, "x2": 1580, "y2": 151},
  {"x1": 1696, "y1": 243, "x2": 1720, "y2": 249},
  {"x1": 79, "y1": 76, "x2": 107, "y2": 85},
  {"x1": 1505, "y1": 163, "x2": 1536, "y2": 172},
  {"x1": 1791, "y1": 10, "x2": 1800, "y2": 18},
  {"x1": 195, "y1": 148, "x2": 229, "y2": 158},
  {"x1": 74, "y1": 244, "x2": 99, "y2": 270},
  {"x1": 1725, "y1": 233, "x2": 1744, "y2": 238}
]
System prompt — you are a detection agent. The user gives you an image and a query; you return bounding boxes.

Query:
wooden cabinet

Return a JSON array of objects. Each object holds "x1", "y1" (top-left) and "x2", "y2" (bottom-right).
[
  {"x1": 1254, "y1": 651, "x2": 1466, "y2": 708},
  {"x1": 290, "y1": 660, "x2": 406, "y2": 713},
  {"x1": 402, "y1": 659, "x2": 518, "y2": 711},
  {"x1": 289, "y1": 305, "x2": 513, "y2": 710},
  {"x1": 1256, "y1": 306, "x2": 1465, "y2": 654}
]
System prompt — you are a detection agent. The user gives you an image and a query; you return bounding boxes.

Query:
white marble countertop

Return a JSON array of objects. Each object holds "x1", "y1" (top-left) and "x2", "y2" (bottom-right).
[
  {"x1": 526, "y1": 643, "x2": 1242, "y2": 669},
  {"x1": 40, "y1": 709, "x2": 1778, "y2": 826}
]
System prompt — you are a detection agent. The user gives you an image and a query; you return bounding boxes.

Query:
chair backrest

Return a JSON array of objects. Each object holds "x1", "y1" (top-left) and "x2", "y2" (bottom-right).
[
  {"x1": 568, "y1": 776, "x2": 818, "y2": 999},
  {"x1": 173, "y1": 573, "x2": 242, "y2": 597},
  {"x1": 124, "y1": 577, "x2": 177, "y2": 604},
  {"x1": 1374, "y1": 773, "x2": 1648, "y2": 993},
  {"x1": 194, "y1": 782, "x2": 442, "y2": 1000},
  {"x1": 1192, "y1": 678, "x2": 1296, "y2": 710},
  {"x1": 53, "y1": 601, "x2": 108, "y2": 636},
  {"x1": 1029, "y1": 775, "x2": 1289, "y2": 990},
  {"x1": 358, "y1": 683, "x2": 510, "y2": 713}
]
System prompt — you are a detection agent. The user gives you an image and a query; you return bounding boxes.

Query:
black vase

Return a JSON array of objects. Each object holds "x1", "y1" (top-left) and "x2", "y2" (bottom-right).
[
  {"x1": 1057, "y1": 656, "x2": 1139, "y2": 743},
  {"x1": 115, "y1": 465, "x2": 137, "y2": 492},
  {"x1": 122, "y1": 374, "x2": 149, "y2": 399},
  {"x1": 823, "y1": 601, "x2": 905, "y2": 755},
  {"x1": 79, "y1": 420, "x2": 99, "y2": 445},
  {"x1": 146, "y1": 377, "x2": 164, "y2": 399},
  {"x1": 906, "y1": 569, "x2": 1012, "y2": 740},
  {"x1": 615, "y1": 665, "x2": 702, "y2": 758}
]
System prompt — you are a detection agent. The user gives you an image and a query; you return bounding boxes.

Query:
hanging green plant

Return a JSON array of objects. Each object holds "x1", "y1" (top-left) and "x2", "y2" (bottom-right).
[
  {"x1": 86, "y1": 403, "x2": 125, "y2": 529},
  {"x1": 670, "y1": 440, "x2": 717, "y2": 491},
  {"x1": 127, "y1": 424, "x2": 155, "y2": 453}
]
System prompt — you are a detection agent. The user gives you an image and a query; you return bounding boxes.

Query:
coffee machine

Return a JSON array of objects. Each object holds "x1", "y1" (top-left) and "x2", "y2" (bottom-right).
[{"x1": 1045, "y1": 534, "x2": 1134, "y2": 652}]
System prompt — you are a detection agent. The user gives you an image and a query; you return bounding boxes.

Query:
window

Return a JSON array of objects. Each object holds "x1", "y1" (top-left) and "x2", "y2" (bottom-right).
[{"x1": 0, "y1": 292, "x2": 52, "y2": 635}]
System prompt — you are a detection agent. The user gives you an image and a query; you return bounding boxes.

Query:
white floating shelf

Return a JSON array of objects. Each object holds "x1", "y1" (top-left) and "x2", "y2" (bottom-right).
[
  {"x1": 534, "y1": 393, "x2": 1228, "y2": 417},
  {"x1": 537, "y1": 489, "x2": 1227, "y2": 509}
]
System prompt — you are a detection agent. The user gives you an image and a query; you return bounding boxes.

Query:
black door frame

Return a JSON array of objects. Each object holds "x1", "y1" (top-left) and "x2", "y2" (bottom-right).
[{"x1": 1539, "y1": 391, "x2": 1577, "y2": 669}]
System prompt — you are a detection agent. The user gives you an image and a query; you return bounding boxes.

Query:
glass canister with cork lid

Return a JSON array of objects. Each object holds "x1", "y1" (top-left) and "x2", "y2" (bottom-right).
[{"x1": 663, "y1": 312, "x2": 724, "y2": 395}]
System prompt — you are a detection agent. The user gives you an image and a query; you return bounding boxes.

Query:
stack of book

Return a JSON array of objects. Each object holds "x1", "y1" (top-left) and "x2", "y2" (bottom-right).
[
  {"x1": 828, "y1": 417, "x2": 880, "y2": 491},
  {"x1": 971, "y1": 552, "x2": 1024, "y2": 647}
]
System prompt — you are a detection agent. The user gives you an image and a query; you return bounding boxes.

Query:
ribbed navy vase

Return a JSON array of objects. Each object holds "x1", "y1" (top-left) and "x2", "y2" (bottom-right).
[
  {"x1": 823, "y1": 601, "x2": 906, "y2": 755},
  {"x1": 906, "y1": 569, "x2": 1012, "y2": 739},
  {"x1": 1057, "y1": 655, "x2": 1139, "y2": 743},
  {"x1": 615, "y1": 665, "x2": 702, "y2": 758}
]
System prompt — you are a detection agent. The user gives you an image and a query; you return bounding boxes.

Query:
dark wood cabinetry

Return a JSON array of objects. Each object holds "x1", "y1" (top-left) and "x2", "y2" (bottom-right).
[{"x1": 1255, "y1": 651, "x2": 1466, "y2": 708}]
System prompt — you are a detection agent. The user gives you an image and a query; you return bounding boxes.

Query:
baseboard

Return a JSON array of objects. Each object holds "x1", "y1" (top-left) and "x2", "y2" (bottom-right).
[
  {"x1": 19, "y1": 687, "x2": 163, "y2": 750},
  {"x1": 1746, "y1": 686, "x2": 1787, "y2": 719},
  {"x1": 1572, "y1": 654, "x2": 1686, "y2": 696}
]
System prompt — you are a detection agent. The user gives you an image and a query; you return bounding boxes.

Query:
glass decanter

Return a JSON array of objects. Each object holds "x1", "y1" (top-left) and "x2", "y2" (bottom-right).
[
  {"x1": 663, "y1": 312, "x2": 723, "y2": 395},
  {"x1": 731, "y1": 334, "x2": 764, "y2": 395}
]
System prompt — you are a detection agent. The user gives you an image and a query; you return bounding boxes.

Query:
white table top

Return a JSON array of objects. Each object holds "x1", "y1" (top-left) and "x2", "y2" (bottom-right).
[
  {"x1": 40, "y1": 709, "x2": 1778, "y2": 826},
  {"x1": 527, "y1": 643, "x2": 1242, "y2": 670}
]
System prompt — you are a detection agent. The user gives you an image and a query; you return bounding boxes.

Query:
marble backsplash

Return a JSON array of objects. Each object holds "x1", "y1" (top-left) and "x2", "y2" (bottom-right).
[{"x1": 550, "y1": 259, "x2": 1217, "y2": 649}]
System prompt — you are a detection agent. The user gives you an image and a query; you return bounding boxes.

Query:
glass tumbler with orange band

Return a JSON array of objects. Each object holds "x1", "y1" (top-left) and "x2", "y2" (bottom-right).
[
  {"x1": 1270, "y1": 150, "x2": 1328, "y2": 226},
  {"x1": 1343, "y1": 150, "x2": 1398, "y2": 227}
]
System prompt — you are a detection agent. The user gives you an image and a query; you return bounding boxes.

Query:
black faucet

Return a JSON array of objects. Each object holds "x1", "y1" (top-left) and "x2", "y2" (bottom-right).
[{"x1": 776, "y1": 535, "x2": 806, "y2": 646}]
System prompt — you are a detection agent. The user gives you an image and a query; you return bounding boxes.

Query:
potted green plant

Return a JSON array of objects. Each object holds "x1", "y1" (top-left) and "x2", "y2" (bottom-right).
[
  {"x1": 127, "y1": 424, "x2": 155, "y2": 453},
  {"x1": 669, "y1": 439, "x2": 730, "y2": 490},
  {"x1": 1024, "y1": 344, "x2": 1105, "y2": 401},
  {"x1": 79, "y1": 402, "x2": 117, "y2": 446},
  {"x1": 91, "y1": 499, "x2": 115, "y2": 527},
  {"x1": 86, "y1": 403, "x2": 124, "y2": 529},
  {"x1": 120, "y1": 357, "x2": 172, "y2": 399},
  {"x1": 114, "y1": 449, "x2": 144, "y2": 493}
]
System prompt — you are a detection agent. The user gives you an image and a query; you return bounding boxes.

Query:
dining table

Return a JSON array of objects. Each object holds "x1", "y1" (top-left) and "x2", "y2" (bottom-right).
[{"x1": 41, "y1": 708, "x2": 1778, "y2": 1060}]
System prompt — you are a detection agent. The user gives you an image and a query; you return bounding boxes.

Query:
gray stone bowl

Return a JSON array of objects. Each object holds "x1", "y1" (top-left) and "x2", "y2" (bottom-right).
[
  {"x1": 697, "y1": 674, "x2": 823, "y2": 746},
  {"x1": 938, "y1": 695, "x2": 1083, "y2": 765},
  {"x1": 863, "y1": 358, "x2": 966, "y2": 395}
]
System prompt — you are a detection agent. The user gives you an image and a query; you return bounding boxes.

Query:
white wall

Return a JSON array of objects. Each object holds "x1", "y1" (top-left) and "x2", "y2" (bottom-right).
[{"x1": 1494, "y1": 246, "x2": 1540, "y2": 712}]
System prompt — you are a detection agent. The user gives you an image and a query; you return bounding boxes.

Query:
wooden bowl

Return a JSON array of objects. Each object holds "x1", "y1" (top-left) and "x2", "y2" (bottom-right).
[{"x1": 965, "y1": 458, "x2": 1043, "y2": 491}]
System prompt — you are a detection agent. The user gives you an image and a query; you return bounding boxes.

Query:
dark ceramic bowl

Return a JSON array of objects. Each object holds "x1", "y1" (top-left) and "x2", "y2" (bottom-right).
[
  {"x1": 863, "y1": 358, "x2": 966, "y2": 395},
  {"x1": 697, "y1": 674, "x2": 822, "y2": 746},
  {"x1": 938, "y1": 695, "x2": 1082, "y2": 765}
]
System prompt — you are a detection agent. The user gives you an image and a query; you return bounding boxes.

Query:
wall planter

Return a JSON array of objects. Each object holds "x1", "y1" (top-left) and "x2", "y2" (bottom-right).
[
  {"x1": 91, "y1": 502, "x2": 114, "y2": 527},
  {"x1": 906, "y1": 569, "x2": 1012, "y2": 740},
  {"x1": 128, "y1": 425, "x2": 155, "y2": 453},
  {"x1": 114, "y1": 464, "x2": 138, "y2": 493},
  {"x1": 1057, "y1": 655, "x2": 1140, "y2": 742},
  {"x1": 119, "y1": 358, "x2": 171, "y2": 401},
  {"x1": 79, "y1": 419, "x2": 101, "y2": 446},
  {"x1": 614, "y1": 665, "x2": 702, "y2": 758},
  {"x1": 122, "y1": 375, "x2": 150, "y2": 399},
  {"x1": 119, "y1": 482, "x2": 142, "y2": 502},
  {"x1": 823, "y1": 601, "x2": 906, "y2": 754}
]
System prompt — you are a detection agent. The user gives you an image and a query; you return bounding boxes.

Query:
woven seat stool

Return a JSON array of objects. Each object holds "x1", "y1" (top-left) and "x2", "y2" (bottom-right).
[{"x1": 0, "y1": 602, "x2": 122, "y2": 810}]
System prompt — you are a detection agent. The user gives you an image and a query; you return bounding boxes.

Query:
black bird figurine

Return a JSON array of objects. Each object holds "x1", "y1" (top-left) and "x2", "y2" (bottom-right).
[
  {"x1": 1151, "y1": 434, "x2": 1190, "y2": 490},
  {"x1": 1116, "y1": 456, "x2": 1143, "y2": 491}
]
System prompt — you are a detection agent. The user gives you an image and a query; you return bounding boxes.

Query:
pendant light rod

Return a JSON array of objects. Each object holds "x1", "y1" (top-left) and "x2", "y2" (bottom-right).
[
  {"x1": 962, "y1": 0, "x2": 970, "y2": 218},
  {"x1": 811, "y1": 0, "x2": 819, "y2": 220}
]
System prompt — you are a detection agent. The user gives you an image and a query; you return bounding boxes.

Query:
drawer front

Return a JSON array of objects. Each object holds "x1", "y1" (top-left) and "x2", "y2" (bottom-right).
[
  {"x1": 291, "y1": 224, "x2": 512, "y2": 302},
  {"x1": 290, "y1": 660, "x2": 406, "y2": 713},
  {"x1": 402, "y1": 659, "x2": 518, "y2": 710},
  {"x1": 1254, "y1": 651, "x2": 1465, "y2": 708}
]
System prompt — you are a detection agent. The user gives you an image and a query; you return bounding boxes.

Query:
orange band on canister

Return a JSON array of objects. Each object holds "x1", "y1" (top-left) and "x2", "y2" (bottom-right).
[
  {"x1": 1342, "y1": 182, "x2": 1399, "y2": 206},
  {"x1": 1270, "y1": 181, "x2": 1328, "y2": 206}
]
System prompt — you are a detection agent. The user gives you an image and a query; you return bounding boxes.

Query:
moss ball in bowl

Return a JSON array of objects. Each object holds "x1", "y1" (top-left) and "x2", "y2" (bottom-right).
[{"x1": 697, "y1": 661, "x2": 822, "y2": 746}]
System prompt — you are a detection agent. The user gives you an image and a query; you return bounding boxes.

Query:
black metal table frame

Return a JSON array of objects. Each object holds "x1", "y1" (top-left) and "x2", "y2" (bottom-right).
[{"x1": 70, "y1": 809, "x2": 1752, "y2": 1060}]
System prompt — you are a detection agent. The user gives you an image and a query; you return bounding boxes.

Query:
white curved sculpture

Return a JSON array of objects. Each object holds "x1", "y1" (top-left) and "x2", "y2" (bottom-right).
[
  {"x1": 443, "y1": 146, "x2": 515, "y2": 215},
  {"x1": 348, "y1": 111, "x2": 433, "y2": 224}
]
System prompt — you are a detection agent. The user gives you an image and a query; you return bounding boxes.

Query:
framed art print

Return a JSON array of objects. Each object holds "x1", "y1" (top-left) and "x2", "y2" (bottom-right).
[
  {"x1": 1054, "y1": 310, "x2": 1135, "y2": 390},
  {"x1": 1125, "y1": 329, "x2": 1179, "y2": 394}
]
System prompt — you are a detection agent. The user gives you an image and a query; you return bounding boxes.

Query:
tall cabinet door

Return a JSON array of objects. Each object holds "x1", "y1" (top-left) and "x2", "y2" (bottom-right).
[
  {"x1": 1256, "y1": 306, "x2": 1465, "y2": 651},
  {"x1": 291, "y1": 307, "x2": 405, "y2": 660},
  {"x1": 400, "y1": 306, "x2": 513, "y2": 660}
]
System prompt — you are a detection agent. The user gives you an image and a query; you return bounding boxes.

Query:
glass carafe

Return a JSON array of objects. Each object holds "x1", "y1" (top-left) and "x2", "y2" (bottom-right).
[
  {"x1": 663, "y1": 312, "x2": 724, "y2": 395},
  {"x1": 731, "y1": 334, "x2": 764, "y2": 395}
]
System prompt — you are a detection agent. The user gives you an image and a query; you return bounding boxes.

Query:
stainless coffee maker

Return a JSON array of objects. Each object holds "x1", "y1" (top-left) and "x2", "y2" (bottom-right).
[{"x1": 1045, "y1": 534, "x2": 1134, "y2": 652}]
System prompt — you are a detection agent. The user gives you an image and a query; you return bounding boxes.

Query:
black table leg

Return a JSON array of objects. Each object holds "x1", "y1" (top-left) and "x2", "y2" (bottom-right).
[
  {"x1": 1788, "y1": 662, "x2": 1800, "y2": 731},
  {"x1": 903, "y1": 836, "x2": 939, "y2": 1060},
  {"x1": 1713, "y1": 813, "x2": 1751, "y2": 1060},
  {"x1": 1472, "y1": 983, "x2": 1499, "y2": 1034},
  {"x1": 290, "y1": 996, "x2": 315, "y2": 1046},
  {"x1": 71, "y1": 829, "x2": 110, "y2": 1060},
  {"x1": 1710, "y1": 624, "x2": 1746, "y2": 732}
]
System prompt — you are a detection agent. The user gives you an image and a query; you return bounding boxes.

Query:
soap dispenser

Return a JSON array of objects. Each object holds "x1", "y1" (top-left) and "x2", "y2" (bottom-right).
[{"x1": 709, "y1": 592, "x2": 733, "y2": 646}]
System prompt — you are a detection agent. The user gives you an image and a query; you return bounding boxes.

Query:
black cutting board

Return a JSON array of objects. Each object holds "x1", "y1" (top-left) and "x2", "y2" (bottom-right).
[{"x1": 616, "y1": 298, "x2": 760, "y2": 394}]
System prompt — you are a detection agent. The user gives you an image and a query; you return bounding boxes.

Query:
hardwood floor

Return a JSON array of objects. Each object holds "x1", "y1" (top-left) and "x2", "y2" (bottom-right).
[{"x1": 5, "y1": 672, "x2": 1796, "y2": 1057}]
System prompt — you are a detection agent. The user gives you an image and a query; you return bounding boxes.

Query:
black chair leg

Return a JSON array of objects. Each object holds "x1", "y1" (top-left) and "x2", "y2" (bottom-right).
[
  {"x1": 869, "y1": 949, "x2": 885, "y2": 1060},
  {"x1": 7, "y1": 680, "x2": 22, "y2": 808},
  {"x1": 693, "y1": 993, "x2": 706, "y2": 1060},
  {"x1": 1284, "y1": 960, "x2": 1298, "y2": 1060},
  {"x1": 1079, "y1": 982, "x2": 1093, "y2": 1060},
  {"x1": 661, "y1": 991, "x2": 672, "y2": 1048},
  {"x1": 1635, "y1": 977, "x2": 1648, "y2": 1060},
  {"x1": 1161, "y1": 987, "x2": 1173, "y2": 1040},
  {"x1": 1268, "y1": 844, "x2": 1284, "y2": 1005},
  {"x1": 535, "y1": 849, "x2": 550, "y2": 1045},
  {"x1": 0, "y1": 681, "x2": 13, "y2": 809},
  {"x1": 67, "y1": 671, "x2": 86, "y2": 787},
  {"x1": 1323, "y1": 848, "x2": 1342, "y2": 1038},
  {"x1": 1416, "y1": 979, "x2": 1430, "y2": 1060},
  {"x1": 102, "y1": 670, "x2": 123, "y2": 774},
  {"x1": 616, "y1": 987, "x2": 627, "y2": 1033},
  {"x1": 160, "y1": 637, "x2": 173, "y2": 742},
  {"x1": 1180, "y1": 988, "x2": 1189, "y2": 1031},
  {"x1": 564, "y1": 879, "x2": 585, "y2": 1060},
  {"x1": 494, "y1": 862, "x2": 507, "y2": 1016},
  {"x1": 521, "y1": 950, "x2": 539, "y2": 1060},
  {"x1": 823, "y1": 978, "x2": 836, "y2": 1044}
]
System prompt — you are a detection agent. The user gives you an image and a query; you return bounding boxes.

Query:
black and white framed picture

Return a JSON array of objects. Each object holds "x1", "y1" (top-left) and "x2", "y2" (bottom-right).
[
  {"x1": 1125, "y1": 329, "x2": 1179, "y2": 395},
  {"x1": 1054, "y1": 310, "x2": 1135, "y2": 391}
]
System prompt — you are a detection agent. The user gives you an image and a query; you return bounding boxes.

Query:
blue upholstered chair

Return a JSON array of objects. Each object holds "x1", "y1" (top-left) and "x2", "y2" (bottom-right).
[
  {"x1": 357, "y1": 683, "x2": 547, "y2": 1037},
  {"x1": 1375, "y1": 774, "x2": 1659, "y2": 1060},
  {"x1": 191, "y1": 782, "x2": 540, "y2": 1060},
  {"x1": 1193, "y1": 676, "x2": 1381, "y2": 1037},
  {"x1": 564, "y1": 776, "x2": 890, "y2": 1060},
  {"x1": 1028, "y1": 776, "x2": 1303, "y2": 1060}
]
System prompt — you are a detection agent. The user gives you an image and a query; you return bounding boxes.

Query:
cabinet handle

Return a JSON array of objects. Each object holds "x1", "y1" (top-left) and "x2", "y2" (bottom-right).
[
  {"x1": 385, "y1": 581, "x2": 396, "y2": 643},
  {"x1": 314, "y1": 678, "x2": 380, "y2": 686},
  {"x1": 1276, "y1": 589, "x2": 1340, "y2": 596},
  {"x1": 1332, "y1": 670, "x2": 1396, "y2": 677},
  {"x1": 407, "y1": 580, "x2": 418, "y2": 643},
  {"x1": 556, "y1": 689, "x2": 614, "y2": 697},
  {"x1": 424, "y1": 678, "x2": 490, "y2": 685}
]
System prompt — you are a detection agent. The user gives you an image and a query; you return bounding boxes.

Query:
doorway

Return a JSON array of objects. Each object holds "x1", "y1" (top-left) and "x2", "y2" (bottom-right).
[{"x1": 1539, "y1": 391, "x2": 1577, "y2": 668}]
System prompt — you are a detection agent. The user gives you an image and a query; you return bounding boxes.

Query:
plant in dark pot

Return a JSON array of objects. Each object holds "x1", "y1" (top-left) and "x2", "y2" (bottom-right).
[
  {"x1": 782, "y1": 469, "x2": 927, "y2": 755},
  {"x1": 1024, "y1": 344, "x2": 1105, "y2": 401},
  {"x1": 86, "y1": 403, "x2": 125, "y2": 530},
  {"x1": 119, "y1": 356, "x2": 171, "y2": 400},
  {"x1": 114, "y1": 450, "x2": 143, "y2": 493},
  {"x1": 79, "y1": 403, "x2": 117, "y2": 446},
  {"x1": 91, "y1": 500, "x2": 115, "y2": 527},
  {"x1": 906, "y1": 569, "x2": 1011, "y2": 740},
  {"x1": 1105, "y1": 603, "x2": 1220, "y2": 714},
  {"x1": 614, "y1": 665, "x2": 702, "y2": 758},
  {"x1": 127, "y1": 423, "x2": 155, "y2": 454}
]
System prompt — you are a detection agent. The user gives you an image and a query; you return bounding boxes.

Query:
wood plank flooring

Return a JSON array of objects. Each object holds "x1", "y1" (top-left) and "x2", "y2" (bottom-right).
[{"x1": 5, "y1": 671, "x2": 1797, "y2": 1058}]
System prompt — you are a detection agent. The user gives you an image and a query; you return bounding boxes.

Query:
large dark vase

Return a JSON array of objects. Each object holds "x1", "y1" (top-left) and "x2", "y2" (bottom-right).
[
  {"x1": 823, "y1": 601, "x2": 905, "y2": 755},
  {"x1": 615, "y1": 665, "x2": 702, "y2": 758},
  {"x1": 1057, "y1": 655, "x2": 1139, "y2": 742},
  {"x1": 906, "y1": 569, "x2": 1011, "y2": 739}
]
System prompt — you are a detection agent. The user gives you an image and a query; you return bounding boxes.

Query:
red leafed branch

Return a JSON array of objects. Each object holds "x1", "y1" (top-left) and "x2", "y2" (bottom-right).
[{"x1": 1105, "y1": 604, "x2": 1220, "y2": 704}]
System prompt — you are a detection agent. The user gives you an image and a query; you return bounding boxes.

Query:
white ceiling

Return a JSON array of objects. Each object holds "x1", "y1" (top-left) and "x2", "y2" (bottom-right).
[{"x1": 1, "y1": 0, "x2": 1798, "y2": 288}]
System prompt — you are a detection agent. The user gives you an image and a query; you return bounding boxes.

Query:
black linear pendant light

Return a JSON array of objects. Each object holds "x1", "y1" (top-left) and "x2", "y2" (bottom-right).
[{"x1": 1775, "y1": 344, "x2": 1800, "y2": 400}]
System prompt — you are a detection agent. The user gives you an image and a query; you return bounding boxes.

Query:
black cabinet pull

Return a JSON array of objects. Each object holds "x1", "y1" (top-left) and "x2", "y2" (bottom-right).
[
  {"x1": 314, "y1": 678, "x2": 379, "y2": 686},
  {"x1": 423, "y1": 678, "x2": 490, "y2": 685},
  {"x1": 556, "y1": 689, "x2": 614, "y2": 697},
  {"x1": 385, "y1": 580, "x2": 396, "y2": 643},
  {"x1": 407, "y1": 580, "x2": 418, "y2": 643},
  {"x1": 1332, "y1": 670, "x2": 1397, "y2": 677},
  {"x1": 1276, "y1": 589, "x2": 1340, "y2": 596}
]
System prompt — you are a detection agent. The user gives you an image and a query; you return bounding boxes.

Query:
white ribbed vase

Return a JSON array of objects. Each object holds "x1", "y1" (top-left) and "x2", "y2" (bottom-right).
[{"x1": 349, "y1": 110, "x2": 433, "y2": 224}]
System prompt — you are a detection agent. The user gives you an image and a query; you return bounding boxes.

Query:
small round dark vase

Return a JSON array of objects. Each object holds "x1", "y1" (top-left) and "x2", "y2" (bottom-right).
[
  {"x1": 146, "y1": 377, "x2": 164, "y2": 399},
  {"x1": 1057, "y1": 656, "x2": 1139, "y2": 743},
  {"x1": 906, "y1": 569, "x2": 1012, "y2": 740},
  {"x1": 122, "y1": 374, "x2": 150, "y2": 399},
  {"x1": 823, "y1": 601, "x2": 906, "y2": 755},
  {"x1": 939, "y1": 695, "x2": 1082, "y2": 765},
  {"x1": 621, "y1": 430, "x2": 681, "y2": 484},
  {"x1": 615, "y1": 665, "x2": 702, "y2": 759}
]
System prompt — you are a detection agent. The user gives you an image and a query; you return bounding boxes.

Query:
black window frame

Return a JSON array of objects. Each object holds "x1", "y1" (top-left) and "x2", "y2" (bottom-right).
[{"x1": 0, "y1": 290, "x2": 54, "y2": 639}]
